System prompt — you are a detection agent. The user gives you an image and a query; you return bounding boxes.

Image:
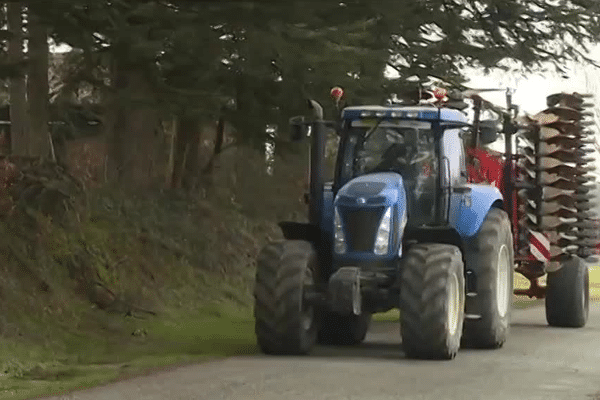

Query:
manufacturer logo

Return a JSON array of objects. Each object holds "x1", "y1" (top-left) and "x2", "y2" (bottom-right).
[{"x1": 356, "y1": 197, "x2": 366, "y2": 205}]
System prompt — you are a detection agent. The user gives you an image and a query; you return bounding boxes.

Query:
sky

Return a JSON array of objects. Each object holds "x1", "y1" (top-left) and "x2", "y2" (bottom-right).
[
  {"x1": 463, "y1": 45, "x2": 600, "y2": 119},
  {"x1": 463, "y1": 65, "x2": 598, "y2": 115}
]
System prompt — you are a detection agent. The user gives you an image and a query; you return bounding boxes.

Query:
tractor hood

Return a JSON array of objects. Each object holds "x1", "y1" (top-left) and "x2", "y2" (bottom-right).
[
  {"x1": 335, "y1": 172, "x2": 405, "y2": 207},
  {"x1": 333, "y1": 172, "x2": 408, "y2": 261}
]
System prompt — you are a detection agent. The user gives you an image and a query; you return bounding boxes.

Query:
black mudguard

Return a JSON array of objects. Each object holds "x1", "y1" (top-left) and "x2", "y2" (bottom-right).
[{"x1": 278, "y1": 221, "x2": 333, "y2": 281}]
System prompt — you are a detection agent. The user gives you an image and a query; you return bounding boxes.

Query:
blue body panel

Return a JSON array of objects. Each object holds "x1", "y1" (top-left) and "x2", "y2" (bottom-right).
[
  {"x1": 451, "y1": 184, "x2": 503, "y2": 238},
  {"x1": 333, "y1": 173, "x2": 407, "y2": 262},
  {"x1": 336, "y1": 172, "x2": 406, "y2": 208}
]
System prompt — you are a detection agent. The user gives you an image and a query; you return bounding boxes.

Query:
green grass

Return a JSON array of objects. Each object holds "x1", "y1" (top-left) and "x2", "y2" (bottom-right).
[
  {"x1": 0, "y1": 150, "x2": 310, "y2": 399},
  {"x1": 373, "y1": 308, "x2": 400, "y2": 322},
  {"x1": 590, "y1": 266, "x2": 600, "y2": 300},
  {"x1": 0, "y1": 301, "x2": 258, "y2": 400},
  {"x1": 0, "y1": 184, "x2": 278, "y2": 400}
]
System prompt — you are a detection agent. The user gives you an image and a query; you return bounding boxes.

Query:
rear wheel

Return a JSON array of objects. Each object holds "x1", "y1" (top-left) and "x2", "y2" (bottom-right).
[
  {"x1": 254, "y1": 240, "x2": 318, "y2": 355},
  {"x1": 318, "y1": 312, "x2": 371, "y2": 345},
  {"x1": 545, "y1": 256, "x2": 589, "y2": 328},
  {"x1": 462, "y1": 208, "x2": 514, "y2": 349},
  {"x1": 400, "y1": 243, "x2": 465, "y2": 360}
]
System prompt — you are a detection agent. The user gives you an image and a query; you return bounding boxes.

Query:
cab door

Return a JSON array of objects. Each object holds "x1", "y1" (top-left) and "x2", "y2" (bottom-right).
[{"x1": 442, "y1": 128, "x2": 470, "y2": 228}]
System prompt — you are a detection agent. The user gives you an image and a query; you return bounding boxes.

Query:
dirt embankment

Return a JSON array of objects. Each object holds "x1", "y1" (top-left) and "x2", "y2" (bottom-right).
[{"x1": 0, "y1": 143, "x2": 308, "y2": 399}]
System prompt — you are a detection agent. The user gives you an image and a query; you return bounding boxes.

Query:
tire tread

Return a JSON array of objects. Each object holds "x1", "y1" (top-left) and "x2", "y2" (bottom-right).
[
  {"x1": 254, "y1": 240, "x2": 317, "y2": 355},
  {"x1": 400, "y1": 243, "x2": 465, "y2": 360}
]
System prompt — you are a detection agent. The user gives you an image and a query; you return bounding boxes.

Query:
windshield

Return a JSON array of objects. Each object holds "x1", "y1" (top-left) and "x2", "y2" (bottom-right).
[
  {"x1": 337, "y1": 119, "x2": 439, "y2": 227},
  {"x1": 351, "y1": 120, "x2": 435, "y2": 176}
]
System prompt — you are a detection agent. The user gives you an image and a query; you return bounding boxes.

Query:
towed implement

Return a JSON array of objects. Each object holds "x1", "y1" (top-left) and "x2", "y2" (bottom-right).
[
  {"x1": 253, "y1": 87, "x2": 598, "y2": 360},
  {"x1": 512, "y1": 93, "x2": 597, "y2": 326}
]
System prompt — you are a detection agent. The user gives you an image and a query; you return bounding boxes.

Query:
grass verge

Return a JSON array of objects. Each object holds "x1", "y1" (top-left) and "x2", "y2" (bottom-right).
[
  {"x1": 0, "y1": 149, "x2": 308, "y2": 399},
  {"x1": 0, "y1": 300, "x2": 258, "y2": 400},
  {"x1": 0, "y1": 185, "x2": 274, "y2": 400}
]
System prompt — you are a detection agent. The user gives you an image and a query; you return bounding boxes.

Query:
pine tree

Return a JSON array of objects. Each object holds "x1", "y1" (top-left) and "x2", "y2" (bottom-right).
[{"x1": 19, "y1": 0, "x2": 600, "y2": 186}]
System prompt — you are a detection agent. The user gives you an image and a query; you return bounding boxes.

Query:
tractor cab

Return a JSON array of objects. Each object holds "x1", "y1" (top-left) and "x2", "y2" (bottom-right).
[{"x1": 333, "y1": 105, "x2": 471, "y2": 231}]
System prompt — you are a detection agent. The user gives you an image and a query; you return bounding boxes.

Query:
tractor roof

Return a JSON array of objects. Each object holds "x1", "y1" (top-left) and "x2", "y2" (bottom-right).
[{"x1": 341, "y1": 105, "x2": 469, "y2": 124}]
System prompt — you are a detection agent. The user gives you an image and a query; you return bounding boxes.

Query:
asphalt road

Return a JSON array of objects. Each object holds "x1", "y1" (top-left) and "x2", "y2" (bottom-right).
[{"x1": 47, "y1": 303, "x2": 600, "y2": 400}]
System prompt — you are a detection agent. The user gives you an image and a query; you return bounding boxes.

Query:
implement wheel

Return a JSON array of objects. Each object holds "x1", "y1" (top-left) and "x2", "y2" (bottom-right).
[{"x1": 545, "y1": 256, "x2": 589, "y2": 328}]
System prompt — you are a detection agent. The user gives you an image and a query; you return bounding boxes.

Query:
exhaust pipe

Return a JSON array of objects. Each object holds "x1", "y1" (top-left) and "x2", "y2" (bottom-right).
[{"x1": 308, "y1": 99, "x2": 326, "y2": 226}]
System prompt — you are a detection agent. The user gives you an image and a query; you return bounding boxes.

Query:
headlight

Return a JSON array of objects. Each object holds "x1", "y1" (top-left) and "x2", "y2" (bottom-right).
[
  {"x1": 374, "y1": 207, "x2": 392, "y2": 255},
  {"x1": 334, "y1": 208, "x2": 346, "y2": 254}
]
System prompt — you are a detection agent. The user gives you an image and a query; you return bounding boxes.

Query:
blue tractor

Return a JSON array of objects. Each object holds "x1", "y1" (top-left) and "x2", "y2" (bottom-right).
[{"x1": 253, "y1": 90, "x2": 514, "y2": 360}]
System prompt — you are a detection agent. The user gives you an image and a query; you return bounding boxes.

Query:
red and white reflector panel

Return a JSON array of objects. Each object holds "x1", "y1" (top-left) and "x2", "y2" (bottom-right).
[{"x1": 528, "y1": 230, "x2": 551, "y2": 262}]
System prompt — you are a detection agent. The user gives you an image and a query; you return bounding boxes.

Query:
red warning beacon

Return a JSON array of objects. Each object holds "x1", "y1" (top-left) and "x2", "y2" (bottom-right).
[
  {"x1": 330, "y1": 86, "x2": 344, "y2": 102},
  {"x1": 331, "y1": 86, "x2": 345, "y2": 109},
  {"x1": 433, "y1": 87, "x2": 448, "y2": 101}
]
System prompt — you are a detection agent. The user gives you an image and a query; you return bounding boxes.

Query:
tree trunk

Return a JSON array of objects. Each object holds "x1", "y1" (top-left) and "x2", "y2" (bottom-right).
[
  {"x1": 7, "y1": 2, "x2": 28, "y2": 156},
  {"x1": 26, "y1": 5, "x2": 51, "y2": 159},
  {"x1": 202, "y1": 115, "x2": 225, "y2": 176},
  {"x1": 170, "y1": 111, "x2": 201, "y2": 190},
  {"x1": 169, "y1": 114, "x2": 189, "y2": 189},
  {"x1": 181, "y1": 115, "x2": 201, "y2": 191},
  {"x1": 105, "y1": 56, "x2": 159, "y2": 188}
]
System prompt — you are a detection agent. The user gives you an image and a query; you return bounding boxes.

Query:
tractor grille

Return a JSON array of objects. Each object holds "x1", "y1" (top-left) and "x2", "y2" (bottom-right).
[{"x1": 340, "y1": 206, "x2": 385, "y2": 253}]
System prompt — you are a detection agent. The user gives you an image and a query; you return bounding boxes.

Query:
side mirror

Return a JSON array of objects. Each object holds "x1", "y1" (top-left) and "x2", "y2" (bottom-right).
[
  {"x1": 479, "y1": 120, "x2": 499, "y2": 145},
  {"x1": 289, "y1": 115, "x2": 308, "y2": 142}
]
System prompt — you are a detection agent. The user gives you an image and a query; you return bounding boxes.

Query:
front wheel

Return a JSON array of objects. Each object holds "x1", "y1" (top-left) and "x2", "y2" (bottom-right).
[
  {"x1": 545, "y1": 256, "x2": 589, "y2": 328},
  {"x1": 254, "y1": 240, "x2": 318, "y2": 355},
  {"x1": 400, "y1": 243, "x2": 465, "y2": 360}
]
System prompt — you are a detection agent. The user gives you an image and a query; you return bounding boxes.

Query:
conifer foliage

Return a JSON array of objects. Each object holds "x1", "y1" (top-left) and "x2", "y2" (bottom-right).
[{"x1": 0, "y1": 1, "x2": 598, "y2": 186}]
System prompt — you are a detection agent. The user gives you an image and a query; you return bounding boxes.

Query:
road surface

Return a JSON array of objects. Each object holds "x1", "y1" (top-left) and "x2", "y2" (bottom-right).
[{"x1": 47, "y1": 303, "x2": 600, "y2": 400}]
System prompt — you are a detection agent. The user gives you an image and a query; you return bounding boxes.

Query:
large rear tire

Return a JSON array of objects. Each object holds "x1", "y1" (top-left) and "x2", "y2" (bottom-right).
[
  {"x1": 253, "y1": 240, "x2": 318, "y2": 355},
  {"x1": 462, "y1": 208, "x2": 514, "y2": 349},
  {"x1": 545, "y1": 256, "x2": 589, "y2": 328},
  {"x1": 318, "y1": 312, "x2": 371, "y2": 346},
  {"x1": 400, "y1": 243, "x2": 465, "y2": 360}
]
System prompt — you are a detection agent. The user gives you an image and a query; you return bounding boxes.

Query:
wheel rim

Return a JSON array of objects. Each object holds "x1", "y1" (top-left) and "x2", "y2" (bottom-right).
[
  {"x1": 448, "y1": 273, "x2": 460, "y2": 336},
  {"x1": 581, "y1": 279, "x2": 586, "y2": 315},
  {"x1": 497, "y1": 244, "x2": 510, "y2": 318},
  {"x1": 582, "y1": 267, "x2": 589, "y2": 315},
  {"x1": 301, "y1": 268, "x2": 314, "y2": 332}
]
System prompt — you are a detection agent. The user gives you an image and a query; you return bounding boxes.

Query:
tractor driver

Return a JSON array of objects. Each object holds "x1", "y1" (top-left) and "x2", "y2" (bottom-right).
[
  {"x1": 360, "y1": 127, "x2": 421, "y2": 176},
  {"x1": 374, "y1": 129, "x2": 412, "y2": 171},
  {"x1": 355, "y1": 124, "x2": 437, "y2": 222}
]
